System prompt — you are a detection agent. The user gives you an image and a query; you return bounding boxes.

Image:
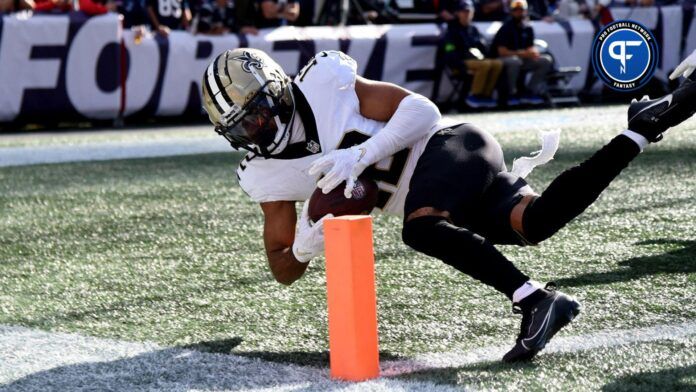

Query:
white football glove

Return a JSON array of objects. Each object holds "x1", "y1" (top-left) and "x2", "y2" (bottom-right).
[
  {"x1": 670, "y1": 49, "x2": 696, "y2": 80},
  {"x1": 292, "y1": 201, "x2": 333, "y2": 263},
  {"x1": 308, "y1": 146, "x2": 367, "y2": 199}
]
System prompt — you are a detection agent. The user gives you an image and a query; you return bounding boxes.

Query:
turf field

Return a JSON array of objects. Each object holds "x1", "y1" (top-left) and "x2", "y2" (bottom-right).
[{"x1": 1, "y1": 106, "x2": 695, "y2": 390}]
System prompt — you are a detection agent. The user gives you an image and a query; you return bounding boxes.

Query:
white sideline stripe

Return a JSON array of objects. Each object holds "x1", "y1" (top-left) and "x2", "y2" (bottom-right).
[
  {"x1": 0, "y1": 108, "x2": 631, "y2": 169},
  {"x1": 381, "y1": 320, "x2": 696, "y2": 376},
  {"x1": 0, "y1": 137, "x2": 231, "y2": 167},
  {"x1": 0, "y1": 321, "x2": 694, "y2": 391}
]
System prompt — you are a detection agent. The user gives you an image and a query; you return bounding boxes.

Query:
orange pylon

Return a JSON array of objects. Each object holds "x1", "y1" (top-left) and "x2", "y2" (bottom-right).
[{"x1": 324, "y1": 215, "x2": 380, "y2": 381}]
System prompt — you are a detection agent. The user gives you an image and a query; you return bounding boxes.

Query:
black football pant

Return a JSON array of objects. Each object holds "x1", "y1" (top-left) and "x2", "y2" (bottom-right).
[{"x1": 402, "y1": 124, "x2": 641, "y2": 299}]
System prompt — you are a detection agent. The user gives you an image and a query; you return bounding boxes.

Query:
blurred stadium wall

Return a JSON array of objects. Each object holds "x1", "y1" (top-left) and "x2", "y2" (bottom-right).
[{"x1": 0, "y1": 6, "x2": 691, "y2": 123}]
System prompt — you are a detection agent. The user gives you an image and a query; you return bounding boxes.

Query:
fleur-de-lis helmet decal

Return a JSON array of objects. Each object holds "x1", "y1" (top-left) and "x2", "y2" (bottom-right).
[{"x1": 230, "y1": 51, "x2": 265, "y2": 73}]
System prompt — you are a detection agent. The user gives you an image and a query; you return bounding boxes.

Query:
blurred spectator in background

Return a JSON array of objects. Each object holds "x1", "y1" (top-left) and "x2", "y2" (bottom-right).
[
  {"x1": 120, "y1": 0, "x2": 149, "y2": 26},
  {"x1": 34, "y1": 0, "x2": 72, "y2": 12},
  {"x1": 195, "y1": 0, "x2": 258, "y2": 34},
  {"x1": 352, "y1": 0, "x2": 399, "y2": 24},
  {"x1": 0, "y1": 0, "x2": 34, "y2": 13},
  {"x1": 492, "y1": 0, "x2": 551, "y2": 105},
  {"x1": 79, "y1": 0, "x2": 117, "y2": 15},
  {"x1": 188, "y1": 0, "x2": 202, "y2": 15},
  {"x1": 405, "y1": 0, "x2": 437, "y2": 14},
  {"x1": 620, "y1": 0, "x2": 654, "y2": 6},
  {"x1": 438, "y1": 0, "x2": 459, "y2": 22},
  {"x1": 257, "y1": 0, "x2": 299, "y2": 27},
  {"x1": 591, "y1": 0, "x2": 612, "y2": 26},
  {"x1": 554, "y1": 0, "x2": 592, "y2": 20},
  {"x1": 316, "y1": 0, "x2": 398, "y2": 25},
  {"x1": 526, "y1": 0, "x2": 552, "y2": 20},
  {"x1": 293, "y1": 0, "x2": 313, "y2": 25},
  {"x1": 147, "y1": 0, "x2": 192, "y2": 36},
  {"x1": 473, "y1": 0, "x2": 506, "y2": 21},
  {"x1": 442, "y1": 0, "x2": 502, "y2": 107}
]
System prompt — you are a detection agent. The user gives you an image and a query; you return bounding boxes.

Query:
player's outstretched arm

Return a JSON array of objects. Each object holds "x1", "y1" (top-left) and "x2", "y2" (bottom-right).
[
  {"x1": 260, "y1": 201, "x2": 308, "y2": 285},
  {"x1": 310, "y1": 76, "x2": 441, "y2": 197},
  {"x1": 354, "y1": 77, "x2": 441, "y2": 156}
]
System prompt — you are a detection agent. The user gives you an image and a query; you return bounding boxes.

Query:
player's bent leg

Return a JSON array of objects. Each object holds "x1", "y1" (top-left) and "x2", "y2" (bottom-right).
[
  {"x1": 402, "y1": 212, "x2": 529, "y2": 299},
  {"x1": 511, "y1": 84, "x2": 696, "y2": 244},
  {"x1": 515, "y1": 135, "x2": 642, "y2": 244},
  {"x1": 402, "y1": 211, "x2": 582, "y2": 362},
  {"x1": 405, "y1": 123, "x2": 581, "y2": 361}
]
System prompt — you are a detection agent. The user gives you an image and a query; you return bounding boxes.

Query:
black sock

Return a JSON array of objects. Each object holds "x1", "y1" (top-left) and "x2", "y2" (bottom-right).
[
  {"x1": 403, "y1": 215, "x2": 529, "y2": 299},
  {"x1": 524, "y1": 135, "x2": 641, "y2": 243}
]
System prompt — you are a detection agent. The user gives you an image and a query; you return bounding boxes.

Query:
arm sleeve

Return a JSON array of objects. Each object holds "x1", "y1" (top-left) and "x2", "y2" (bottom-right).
[{"x1": 357, "y1": 94, "x2": 441, "y2": 169}]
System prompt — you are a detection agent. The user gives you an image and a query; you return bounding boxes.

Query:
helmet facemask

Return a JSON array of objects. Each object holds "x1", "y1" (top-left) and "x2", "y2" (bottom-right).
[{"x1": 214, "y1": 80, "x2": 295, "y2": 157}]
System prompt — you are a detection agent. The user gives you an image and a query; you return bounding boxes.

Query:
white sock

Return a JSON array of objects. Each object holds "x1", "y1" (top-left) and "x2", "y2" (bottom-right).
[
  {"x1": 622, "y1": 130, "x2": 649, "y2": 152},
  {"x1": 512, "y1": 280, "x2": 544, "y2": 303}
]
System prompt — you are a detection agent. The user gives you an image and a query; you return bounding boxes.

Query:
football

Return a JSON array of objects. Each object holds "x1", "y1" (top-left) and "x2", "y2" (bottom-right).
[{"x1": 308, "y1": 176, "x2": 379, "y2": 222}]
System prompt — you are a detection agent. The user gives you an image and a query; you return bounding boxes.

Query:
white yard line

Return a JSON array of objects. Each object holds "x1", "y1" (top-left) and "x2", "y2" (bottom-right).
[
  {"x1": 382, "y1": 320, "x2": 696, "y2": 376},
  {"x1": 0, "y1": 321, "x2": 694, "y2": 391},
  {"x1": 0, "y1": 138, "x2": 231, "y2": 168}
]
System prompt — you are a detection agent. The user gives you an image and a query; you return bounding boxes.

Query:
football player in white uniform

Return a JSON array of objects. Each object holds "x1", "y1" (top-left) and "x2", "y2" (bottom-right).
[{"x1": 202, "y1": 48, "x2": 695, "y2": 362}]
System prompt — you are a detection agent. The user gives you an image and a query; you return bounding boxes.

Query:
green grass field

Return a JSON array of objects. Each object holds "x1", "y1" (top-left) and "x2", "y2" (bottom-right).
[{"x1": 1, "y1": 108, "x2": 695, "y2": 390}]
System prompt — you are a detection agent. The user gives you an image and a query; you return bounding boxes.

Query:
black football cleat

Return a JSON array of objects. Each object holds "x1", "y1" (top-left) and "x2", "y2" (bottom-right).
[
  {"x1": 627, "y1": 77, "x2": 696, "y2": 142},
  {"x1": 502, "y1": 283, "x2": 581, "y2": 363}
]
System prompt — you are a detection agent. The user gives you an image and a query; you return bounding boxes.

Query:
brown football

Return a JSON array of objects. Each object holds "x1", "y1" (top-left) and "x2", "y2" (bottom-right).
[{"x1": 308, "y1": 176, "x2": 379, "y2": 223}]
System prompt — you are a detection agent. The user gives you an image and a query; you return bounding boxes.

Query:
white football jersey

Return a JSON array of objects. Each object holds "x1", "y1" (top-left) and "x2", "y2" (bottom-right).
[{"x1": 237, "y1": 51, "x2": 453, "y2": 216}]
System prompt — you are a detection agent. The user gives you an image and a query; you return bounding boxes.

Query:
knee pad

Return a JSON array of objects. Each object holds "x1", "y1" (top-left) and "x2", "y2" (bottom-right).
[{"x1": 402, "y1": 215, "x2": 449, "y2": 254}]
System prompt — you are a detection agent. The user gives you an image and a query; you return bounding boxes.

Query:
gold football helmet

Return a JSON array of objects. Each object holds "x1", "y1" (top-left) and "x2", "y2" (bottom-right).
[{"x1": 202, "y1": 48, "x2": 295, "y2": 157}]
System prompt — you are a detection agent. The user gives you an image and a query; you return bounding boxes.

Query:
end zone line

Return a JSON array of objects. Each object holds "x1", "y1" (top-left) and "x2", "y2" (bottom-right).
[
  {"x1": 0, "y1": 324, "x2": 459, "y2": 391},
  {"x1": 0, "y1": 320, "x2": 694, "y2": 389}
]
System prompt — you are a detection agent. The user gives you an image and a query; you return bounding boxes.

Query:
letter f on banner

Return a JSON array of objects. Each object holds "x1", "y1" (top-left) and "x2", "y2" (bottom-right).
[
  {"x1": 609, "y1": 41, "x2": 642, "y2": 74},
  {"x1": 0, "y1": 16, "x2": 69, "y2": 121}
]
